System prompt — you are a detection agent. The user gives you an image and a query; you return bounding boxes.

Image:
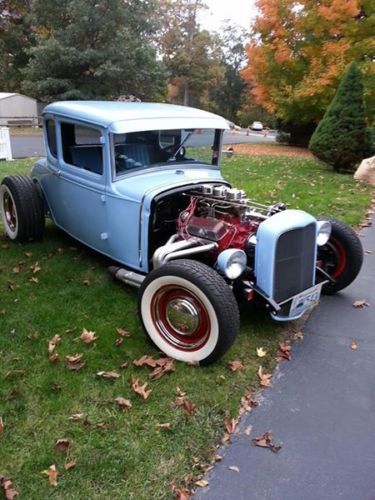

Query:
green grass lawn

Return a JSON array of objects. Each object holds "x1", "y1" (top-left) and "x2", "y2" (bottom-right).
[{"x1": 0, "y1": 156, "x2": 372, "y2": 499}]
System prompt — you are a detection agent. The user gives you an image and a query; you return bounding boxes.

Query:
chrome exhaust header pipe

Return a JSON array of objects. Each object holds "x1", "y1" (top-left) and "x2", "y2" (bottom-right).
[
  {"x1": 153, "y1": 236, "x2": 218, "y2": 268},
  {"x1": 108, "y1": 266, "x2": 145, "y2": 288}
]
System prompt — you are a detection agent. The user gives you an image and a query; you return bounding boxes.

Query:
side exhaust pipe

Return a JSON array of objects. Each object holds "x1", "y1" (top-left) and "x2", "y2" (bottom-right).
[{"x1": 108, "y1": 266, "x2": 145, "y2": 288}]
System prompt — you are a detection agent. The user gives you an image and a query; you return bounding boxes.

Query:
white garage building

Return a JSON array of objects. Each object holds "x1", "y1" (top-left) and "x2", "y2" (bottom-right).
[{"x1": 0, "y1": 93, "x2": 38, "y2": 126}]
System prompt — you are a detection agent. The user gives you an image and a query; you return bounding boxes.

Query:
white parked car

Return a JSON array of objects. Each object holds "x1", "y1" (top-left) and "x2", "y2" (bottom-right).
[{"x1": 250, "y1": 121, "x2": 263, "y2": 131}]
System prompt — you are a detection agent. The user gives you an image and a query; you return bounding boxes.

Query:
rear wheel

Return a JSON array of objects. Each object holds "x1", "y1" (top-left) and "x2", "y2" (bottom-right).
[
  {"x1": 138, "y1": 259, "x2": 240, "y2": 365},
  {"x1": 317, "y1": 217, "x2": 363, "y2": 295},
  {"x1": 0, "y1": 175, "x2": 45, "y2": 242}
]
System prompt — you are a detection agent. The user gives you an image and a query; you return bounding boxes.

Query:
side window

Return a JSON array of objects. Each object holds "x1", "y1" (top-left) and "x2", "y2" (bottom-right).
[
  {"x1": 46, "y1": 119, "x2": 57, "y2": 158},
  {"x1": 61, "y1": 122, "x2": 103, "y2": 175}
]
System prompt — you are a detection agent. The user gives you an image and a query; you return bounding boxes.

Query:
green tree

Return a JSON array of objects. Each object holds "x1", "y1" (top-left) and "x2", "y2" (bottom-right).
[
  {"x1": 208, "y1": 23, "x2": 248, "y2": 122},
  {"x1": 0, "y1": 0, "x2": 34, "y2": 91},
  {"x1": 22, "y1": 0, "x2": 167, "y2": 102},
  {"x1": 157, "y1": 0, "x2": 223, "y2": 108},
  {"x1": 309, "y1": 62, "x2": 373, "y2": 172}
]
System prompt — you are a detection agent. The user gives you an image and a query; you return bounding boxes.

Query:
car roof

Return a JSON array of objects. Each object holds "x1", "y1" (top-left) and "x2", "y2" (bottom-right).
[{"x1": 43, "y1": 101, "x2": 229, "y2": 133}]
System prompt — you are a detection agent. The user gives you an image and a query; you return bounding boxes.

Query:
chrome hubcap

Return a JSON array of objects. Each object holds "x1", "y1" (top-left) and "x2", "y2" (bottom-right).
[{"x1": 166, "y1": 298, "x2": 200, "y2": 335}]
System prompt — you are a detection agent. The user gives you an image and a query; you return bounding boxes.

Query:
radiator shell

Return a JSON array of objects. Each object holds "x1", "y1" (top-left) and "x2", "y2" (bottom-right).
[{"x1": 255, "y1": 210, "x2": 317, "y2": 302}]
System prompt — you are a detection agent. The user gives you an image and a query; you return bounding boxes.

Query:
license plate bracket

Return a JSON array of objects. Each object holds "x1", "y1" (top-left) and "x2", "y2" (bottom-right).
[{"x1": 289, "y1": 283, "x2": 322, "y2": 317}]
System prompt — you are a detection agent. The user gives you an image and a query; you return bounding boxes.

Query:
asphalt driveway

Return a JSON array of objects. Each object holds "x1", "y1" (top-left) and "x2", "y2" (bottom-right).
[{"x1": 197, "y1": 212, "x2": 375, "y2": 500}]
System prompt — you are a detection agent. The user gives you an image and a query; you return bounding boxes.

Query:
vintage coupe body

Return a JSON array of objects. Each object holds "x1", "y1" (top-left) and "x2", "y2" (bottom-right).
[{"x1": 0, "y1": 101, "x2": 364, "y2": 364}]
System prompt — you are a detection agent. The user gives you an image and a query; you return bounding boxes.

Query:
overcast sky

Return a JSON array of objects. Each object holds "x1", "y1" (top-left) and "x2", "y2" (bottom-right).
[{"x1": 198, "y1": 0, "x2": 257, "y2": 33}]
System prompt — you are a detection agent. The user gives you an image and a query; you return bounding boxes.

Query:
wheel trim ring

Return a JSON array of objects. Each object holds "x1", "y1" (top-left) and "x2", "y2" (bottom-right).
[
  {"x1": 325, "y1": 237, "x2": 347, "y2": 279},
  {"x1": 150, "y1": 285, "x2": 211, "y2": 352},
  {"x1": 2, "y1": 189, "x2": 17, "y2": 232}
]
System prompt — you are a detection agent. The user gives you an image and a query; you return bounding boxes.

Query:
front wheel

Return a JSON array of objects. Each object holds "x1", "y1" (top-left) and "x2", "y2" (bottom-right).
[
  {"x1": 138, "y1": 259, "x2": 240, "y2": 365},
  {"x1": 317, "y1": 217, "x2": 363, "y2": 295}
]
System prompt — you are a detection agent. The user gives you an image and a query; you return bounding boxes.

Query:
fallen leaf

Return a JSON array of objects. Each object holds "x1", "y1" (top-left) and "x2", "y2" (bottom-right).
[
  {"x1": 65, "y1": 460, "x2": 76, "y2": 470},
  {"x1": 49, "y1": 353, "x2": 59, "y2": 363},
  {"x1": 0, "y1": 416, "x2": 4, "y2": 433},
  {"x1": 115, "y1": 396, "x2": 132, "y2": 411},
  {"x1": 49, "y1": 383, "x2": 62, "y2": 392},
  {"x1": 258, "y1": 366, "x2": 272, "y2": 388},
  {"x1": 0, "y1": 309, "x2": 5, "y2": 315},
  {"x1": 83, "y1": 418, "x2": 91, "y2": 428},
  {"x1": 79, "y1": 328, "x2": 97, "y2": 344},
  {"x1": 54, "y1": 439, "x2": 70, "y2": 454},
  {"x1": 42, "y1": 464, "x2": 58, "y2": 487},
  {"x1": 149, "y1": 358, "x2": 175, "y2": 380},
  {"x1": 176, "y1": 387, "x2": 186, "y2": 397},
  {"x1": 0, "y1": 476, "x2": 18, "y2": 500},
  {"x1": 114, "y1": 337, "x2": 124, "y2": 347},
  {"x1": 256, "y1": 347, "x2": 267, "y2": 357},
  {"x1": 350, "y1": 341, "x2": 358, "y2": 350},
  {"x1": 29, "y1": 276, "x2": 39, "y2": 283},
  {"x1": 252, "y1": 430, "x2": 282, "y2": 453},
  {"x1": 48, "y1": 334, "x2": 61, "y2": 354},
  {"x1": 66, "y1": 353, "x2": 83, "y2": 363},
  {"x1": 174, "y1": 487, "x2": 190, "y2": 500},
  {"x1": 244, "y1": 425, "x2": 253, "y2": 436},
  {"x1": 133, "y1": 355, "x2": 158, "y2": 368},
  {"x1": 66, "y1": 354, "x2": 85, "y2": 371},
  {"x1": 228, "y1": 360, "x2": 244, "y2": 371},
  {"x1": 12, "y1": 266, "x2": 20, "y2": 274},
  {"x1": 116, "y1": 327, "x2": 131, "y2": 337},
  {"x1": 214, "y1": 454, "x2": 223, "y2": 461},
  {"x1": 68, "y1": 413, "x2": 84, "y2": 421},
  {"x1": 224, "y1": 417, "x2": 238, "y2": 434},
  {"x1": 156, "y1": 422, "x2": 171, "y2": 429},
  {"x1": 228, "y1": 465, "x2": 240, "y2": 472},
  {"x1": 131, "y1": 377, "x2": 152, "y2": 399},
  {"x1": 24, "y1": 251, "x2": 33, "y2": 257},
  {"x1": 277, "y1": 340, "x2": 292, "y2": 361},
  {"x1": 195, "y1": 480, "x2": 208, "y2": 488},
  {"x1": 82, "y1": 279, "x2": 90, "y2": 286},
  {"x1": 293, "y1": 331, "x2": 304, "y2": 341},
  {"x1": 352, "y1": 300, "x2": 370, "y2": 308},
  {"x1": 175, "y1": 396, "x2": 196, "y2": 416},
  {"x1": 97, "y1": 371, "x2": 120, "y2": 380},
  {"x1": 96, "y1": 422, "x2": 110, "y2": 430},
  {"x1": 64, "y1": 327, "x2": 77, "y2": 334},
  {"x1": 119, "y1": 362, "x2": 129, "y2": 369},
  {"x1": 31, "y1": 261, "x2": 41, "y2": 273}
]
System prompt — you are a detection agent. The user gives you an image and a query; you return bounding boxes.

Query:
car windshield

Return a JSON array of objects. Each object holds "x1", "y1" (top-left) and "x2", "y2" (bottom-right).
[{"x1": 113, "y1": 128, "x2": 219, "y2": 177}]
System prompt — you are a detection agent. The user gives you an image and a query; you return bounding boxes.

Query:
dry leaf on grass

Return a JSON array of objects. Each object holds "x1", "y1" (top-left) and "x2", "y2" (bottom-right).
[
  {"x1": 133, "y1": 355, "x2": 158, "y2": 368},
  {"x1": 350, "y1": 341, "x2": 358, "y2": 350},
  {"x1": 277, "y1": 340, "x2": 291, "y2": 361},
  {"x1": 119, "y1": 362, "x2": 129, "y2": 369},
  {"x1": 0, "y1": 416, "x2": 4, "y2": 433},
  {"x1": 174, "y1": 487, "x2": 190, "y2": 500},
  {"x1": 29, "y1": 276, "x2": 39, "y2": 283},
  {"x1": 214, "y1": 454, "x2": 223, "y2": 462},
  {"x1": 0, "y1": 476, "x2": 18, "y2": 500},
  {"x1": 42, "y1": 465, "x2": 58, "y2": 487},
  {"x1": 54, "y1": 439, "x2": 70, "y2": 454},
  {"x1": 114, "y1": 338, "x2": 124, "y2": 347},
  {"x1": 79, "y1": 328, "x2": 97, "y2": 344},
  {"x1": 224, "y1": 417, "x2": 238, "y2": 434},
  {"x1": 97, "y1": 371, "x2": 120, "y2": 380},
  {"x1": 66, "y1": 353, "x2": 85, "y2": 371},
  {"x1": 228, "y1": 360, "x2": 244, "y2": 371},
  {"x1": 115, "y1": 396, "x2": 132, "y2": 411},
  {"x1": 116, "y1": 327, "x2": 131, "y2": 337},
  {"x1": 49, "y1": 353, "x2": 59, "y2": 363},
  {"x1": 228, "y1": 465, "x2": 240, "y2": 472},
  {"x1": 256, "y1": 347, "x2": 267, "y2": 357},
  {"x1": 258, "y1": 366, "x2": 272, "y2": 388},
  {"x1": 82, "y1": 279, "x2": 90, "y2": 286},
  {"x1": 252, "y1": 430, "x2": 281, "y2": 453},
  {"x1": 175, "y1": 396, "x2": 196, "y2": 416},
  {"x1": 24, "y1": 251, "x2": 32, "y2": 257},
  {"x1": 48, "y1": 335, "x2": 61, "y2": 354},
  {"x1": 0, "y1": 309, "x2": 6, "y2": 315},
  {"x1": 149, "y1": 358, "x2": 175, "y2": 380},
  {"x1": 156, "y1": 422, "x2": 171, "y2": 429},
  {"x1": 352, "y1": 300, "x2": 370, "y2": 308},
  {"x1": 31, "y1": 261, "x2": 41, "y2": 273},
  {"x1": 12, "y1": 266, "x2": 20, "y2": 274},
  {"x1": 195, "y1": 479, "x2": 208, "y2": 488},
  {"x1": 68, "y1": 413, "x2": 84, "y2": 421},
  {"x1": 65, "y1": 460, "x2": 76, "y2": 470},
  {"x1": 131, "y1": 377, "x2": 152, "y2": 399}
]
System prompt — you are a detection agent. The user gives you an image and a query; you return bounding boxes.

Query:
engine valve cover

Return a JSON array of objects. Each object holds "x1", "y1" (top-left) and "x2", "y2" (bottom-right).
[{"x1": 186, "y1": 216, "x2": 228, "y2": 241}]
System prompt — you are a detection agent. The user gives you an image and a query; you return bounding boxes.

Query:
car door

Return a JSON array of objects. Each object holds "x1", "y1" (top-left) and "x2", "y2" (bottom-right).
[{"x1": 44, "y1": 119, "x2": 110, "y2": 253}]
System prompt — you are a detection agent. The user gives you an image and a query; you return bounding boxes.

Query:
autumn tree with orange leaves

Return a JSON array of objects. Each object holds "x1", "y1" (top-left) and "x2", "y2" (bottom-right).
[{"x1": 243, "y1": 0, "x2": 375, "y2": 144}]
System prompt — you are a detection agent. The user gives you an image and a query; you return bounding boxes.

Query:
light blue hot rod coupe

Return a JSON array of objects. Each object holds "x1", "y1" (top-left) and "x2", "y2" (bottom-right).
[{"x1": 0, "y1": 102, "x2": 363, "y2": 364}]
